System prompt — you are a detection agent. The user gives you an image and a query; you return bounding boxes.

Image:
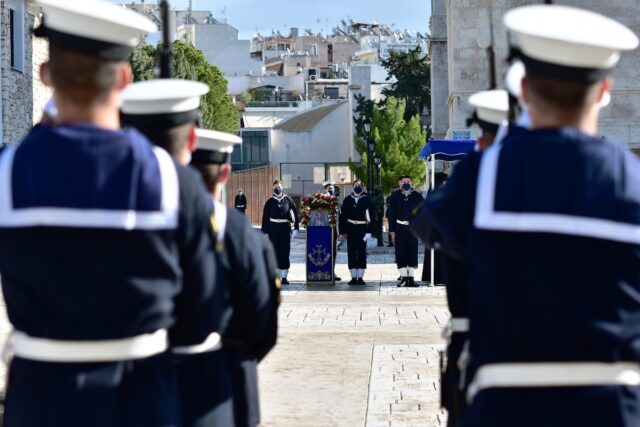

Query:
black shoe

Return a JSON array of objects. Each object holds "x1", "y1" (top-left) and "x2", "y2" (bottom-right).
[
  {"x1": 405, "y1": 277, "x2": 419, "y2": 287},
  {"x1": 388, "y1": 243, "x2": 394, "y2": 247},
  {"x1": 396, "y1": 277, "x2": 405, "y2": 287},
  {"x1": 348, "y1": 278, "x2": 357, "y2": 285},
  {"x1": 397, "y1": 276, "x2": 403, "y2": 282},
  {"x1": 334, "y1": 276, "x2": 342, "y2": 281},
  {"x1": 281, "y1": 278, "x2": 289, "y2": 285},
  {"x1": 357, "y1": 278, "x2": 365, "y2": 285}
]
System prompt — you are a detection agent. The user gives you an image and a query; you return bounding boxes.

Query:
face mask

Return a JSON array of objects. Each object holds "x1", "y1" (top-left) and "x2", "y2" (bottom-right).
[
  {"x1": 274, "y1": 187, "x2": 282, "y2": 195},
  {"x1": 402, "y1": 183, "x2": 411, "y2": 191},
  {"x1": 327, "y1": 189, "x2": 334, "y2": 195},
  {"x1": 354, "y1": 186, "x2": 363, "y2": 194}
]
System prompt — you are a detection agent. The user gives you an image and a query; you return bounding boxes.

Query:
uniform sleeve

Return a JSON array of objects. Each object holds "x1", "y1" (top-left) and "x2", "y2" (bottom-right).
[
  {"x1": 339, "y1": 198, "x2": 348, "y2": 234},
  {"x1": 255, "y1": 234, "x2": 280, "y2": 361},
  {"x1": 411, "y1": 155, "x2": 480, "y2": 260},
  {"x1": 366, "y1": 197, "x2": 374, "y2": 234},
  {"x1": 388, "y1": 193, "x2": 397, "y2": 232},
  {"x1": 290, "y1": 198, "x2": 300, "y2": 230},
  {"x1": 224, "y1": 216, "x2": 278, "y2": 360},
  {"x1": 169, "y1": 165, "x2": 219, "y2": 346},
  {"x1": 261, "y1": 200, "x2": 270, "y2": 234}
]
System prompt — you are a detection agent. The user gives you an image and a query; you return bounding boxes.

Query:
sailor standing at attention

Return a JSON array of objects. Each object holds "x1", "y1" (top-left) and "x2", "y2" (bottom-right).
[
  {"x1": 387, "y1": 175, "x2": 424, "y2": 287},
  {"x1": 412, "y1": 5, "x2": 640, "y2": 426},
  {"x1": 262, "y1": 180, "x2": 299, "y2": 284},
  {"x1": 438, "y1": 89, "x2": 509, "y2": 427},
  {"x1": 322, "y1": 180, "x2": 341, "y2": 281},
  {"x1": 0, "y1": 1, "x2": 219, "y2": 426},
  {"x1": 190, "y1": 129, "x2": 280, "y2": 427},
  {"x1": 339, "y1": 179, "x2": 372, "y2": 285},
  {"x1": 120, "y1": 79, "x2": 238, "y2": 426}
]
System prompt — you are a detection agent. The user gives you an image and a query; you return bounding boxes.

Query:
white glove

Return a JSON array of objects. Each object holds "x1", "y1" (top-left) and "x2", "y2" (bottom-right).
[
  {"x1": 292, "y1": 230, "x2": 299, "y2": 239},
  {"x1": 363, "y1": 233, "x2": 372, "y2": 242}
]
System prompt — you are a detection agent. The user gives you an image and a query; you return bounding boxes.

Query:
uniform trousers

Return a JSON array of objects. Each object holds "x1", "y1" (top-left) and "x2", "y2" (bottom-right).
[
  {"x1": 267, "y1": 223, "x2": 291, "y2": 270},
  {"x1": 174, "y1": 349, "x2": 234, "y2": 427},
  {"x1": 347, "y1": 224, "x2": 368, "y2": 269},
  {"x1": 395, "y1": 224, "x2": 419, "y2": 268},
  {"x1": 5, "y1": 352, "x2": 180, "y2": 427}
]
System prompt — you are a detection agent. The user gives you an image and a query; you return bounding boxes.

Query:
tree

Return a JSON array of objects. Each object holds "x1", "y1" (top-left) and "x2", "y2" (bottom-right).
[
  {"x1": 380, "y1": 46, "x2": 431, "y2": 121},
  {"x1": 129, "y1": 41, "x2": 239, "y2": 134},
  {"x1": 349, "y1": 96, "x2": 426, "y2": 194}
]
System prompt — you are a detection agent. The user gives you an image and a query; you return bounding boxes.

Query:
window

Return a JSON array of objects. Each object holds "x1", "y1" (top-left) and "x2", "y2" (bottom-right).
[
  {"x1": 237, "y1": 131, "x2": 269, "y2": 165},
  {"x1": 9, "y1": 0, "x2": 25, "y2": 71}
]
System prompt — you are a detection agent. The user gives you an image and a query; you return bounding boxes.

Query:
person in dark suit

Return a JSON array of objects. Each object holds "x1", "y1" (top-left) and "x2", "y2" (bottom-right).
[{"x1": 234, "y1": 189, "x2": 247, "y2": 215}]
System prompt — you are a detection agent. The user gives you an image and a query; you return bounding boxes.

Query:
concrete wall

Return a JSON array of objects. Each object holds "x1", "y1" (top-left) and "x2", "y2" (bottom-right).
[
  {"x1": 429, "y1": 0, "x2": 449, "y2": 138},
  {"x1": 432, "y1": 0, "x2": 640, "y2": 148},
  {"x1": 270, "y1": 102, "x2": 352, "y2": 165},
  {"x1": 182, "y1": 23, "x2": 262, "y2": 77},
  {"x1": 1, "y1": 3, "x2": 51, "y2": 145}
]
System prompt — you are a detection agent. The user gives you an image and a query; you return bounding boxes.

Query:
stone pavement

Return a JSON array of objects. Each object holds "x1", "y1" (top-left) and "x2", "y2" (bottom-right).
[{"x1": 258, "y1": 235, "x2": 450, "y2": 426}]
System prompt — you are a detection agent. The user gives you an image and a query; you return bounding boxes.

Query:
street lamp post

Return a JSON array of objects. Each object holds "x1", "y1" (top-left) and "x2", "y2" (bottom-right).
[
  {"x1": 363, "y1": 117, "x2": 372, "y2": 192},
  {"x1": 367, "y1": 138, "x2": 376, "y2": 193},
  {"x1": 373, "y1": 154, "x2": 383, "y2": 246}
]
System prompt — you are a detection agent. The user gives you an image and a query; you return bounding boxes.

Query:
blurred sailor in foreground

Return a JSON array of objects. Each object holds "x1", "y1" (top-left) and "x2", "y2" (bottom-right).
[
  {"x1": 439, "y1": 89, "x2": 509, "y2": 427},
  {"x1": 0, "y1": 1, "x2": 219, "y2": 426},
  {"x1": 412, "y1": 5, "x2": 640, "y2": 426},
  {"x1": 339, "y1": 179, "x2": 372, "y2": 284},
  {"x1": 120, "y1": 79, "x2": 236, "y2": 426},
  {"x1": 190, "y1": 129, "x2": 280, "y2": 427},
  {"x1": 262, "y1": 180, "x2": 299, "y2": 284},
  {"x1": 387, "y1": 175, "x2": 424, "y2": 287}
]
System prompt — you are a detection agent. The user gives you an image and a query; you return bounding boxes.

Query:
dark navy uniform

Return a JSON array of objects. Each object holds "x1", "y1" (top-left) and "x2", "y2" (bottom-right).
[
  {"x1": 339, "y1": 193, "x2": 372, "y2": 270},
  {"x1": 234, "y1": 193, "x2": 247, "y2": 215},
  {"x1": 219, "y1": 203, "x2": 279, "y2": 427},
  {"x1": 261, "y1": 194, "x2": 299, "y2": 272},
  {"x1": 388, "y1": 189, "x2": 424, "y2": 272},
  {"x1": 0, "y1": 124, "x2": 219, "y2": 427},
  {"x1": 413, "y1": 126, "x2": 640, "y2": 426},
  {"x1": 175, "y1": 201, "x2": 279, "y2": 427}
]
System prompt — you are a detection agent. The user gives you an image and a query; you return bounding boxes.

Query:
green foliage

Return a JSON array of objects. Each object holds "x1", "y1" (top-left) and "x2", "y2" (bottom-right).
[
  {"x1": 380, "y1": 46, "x2": 431, "y2": 121},
  {"x1": 129, "y1": 41, "x2": 239, "y2": 134},
  {"x1": 349, "y1": 97, "x2": 426, "y2": 194}
]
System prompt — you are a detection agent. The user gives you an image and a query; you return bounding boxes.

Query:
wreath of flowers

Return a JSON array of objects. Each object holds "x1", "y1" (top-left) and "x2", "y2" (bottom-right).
[{"x1": 300, "y1": 193, "x2": 338, "y2": 227}]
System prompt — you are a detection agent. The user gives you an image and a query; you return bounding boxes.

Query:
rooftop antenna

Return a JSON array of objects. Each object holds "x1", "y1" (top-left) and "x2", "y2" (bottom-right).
[{"x1": 220, "y1": 6, "x2": 227, "y2": 24}]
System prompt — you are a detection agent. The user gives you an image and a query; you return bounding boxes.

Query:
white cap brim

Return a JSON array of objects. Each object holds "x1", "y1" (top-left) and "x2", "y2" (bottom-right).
[
  {"x1": 195, "y1": 128, "x2": 242, "y2": 154},
  {"x1": 120, "y1": 79, "x2": 210, "y2": 115},
  {"x1": 468, "y1": 90, "x2": 509, "y2": 126}
]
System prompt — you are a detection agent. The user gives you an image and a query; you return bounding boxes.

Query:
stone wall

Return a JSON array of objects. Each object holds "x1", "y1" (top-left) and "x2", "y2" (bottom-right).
[
  {"x1": 0, "y1": 3, "x2": 50, "y2": 145},
  {"x1": 432, "y1": 0, "x2": 640, "y2": 149},
  {"x1": 429, "y1": 0, "x2": 449, "y2": 139}
]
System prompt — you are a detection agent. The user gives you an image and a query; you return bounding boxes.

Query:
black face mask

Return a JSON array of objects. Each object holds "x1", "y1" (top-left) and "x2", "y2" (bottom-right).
[
  {"x1": 402, "y1": 183, "x2": 411, "y2": 191},
  {"x1": 354, "y1": 186, "x2": 363, "y2": 194},
  {"x1": 327, "y1": 189, "x2": 335, "y2": 196},
  {"x1": 274, "y1": 187, "x2": 282, "y2": 195}
]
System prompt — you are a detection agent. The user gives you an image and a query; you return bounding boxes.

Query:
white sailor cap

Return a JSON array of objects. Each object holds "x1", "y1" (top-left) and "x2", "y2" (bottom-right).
[
  {"x1": 32, "y1": 0, "x2": 156, "y2": 61},
  {"x1": 120, "y1": 79, "x2": 210, "y2": 128},
  {"x1": 322, "y1": 180, "x2": 336, "y2": 188},
  {"x1": 191, "y1": 129, "x2": 242, "y2": 165},
  {"x1": 504, "y1": 5, "x2": 639, "y2": 83},
  {"x1": 466, "y1": 90, "x2": 508, "y2": 133}
]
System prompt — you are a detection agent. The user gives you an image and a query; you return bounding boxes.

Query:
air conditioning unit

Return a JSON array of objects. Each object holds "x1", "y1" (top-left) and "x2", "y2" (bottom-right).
[{"x1": 309, "y1": 75, "x2": 318, "y2": 81}]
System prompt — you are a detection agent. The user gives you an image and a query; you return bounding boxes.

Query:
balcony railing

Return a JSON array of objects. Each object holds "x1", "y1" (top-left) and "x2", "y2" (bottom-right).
[{"x1": 246, "y1": 101, "x2": 300, "y2": 108}]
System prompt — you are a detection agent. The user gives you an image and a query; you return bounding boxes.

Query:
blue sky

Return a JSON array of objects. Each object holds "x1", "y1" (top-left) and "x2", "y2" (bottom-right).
[{"x1": 117, "y1": 1, "x2": 431, "y2": 40}]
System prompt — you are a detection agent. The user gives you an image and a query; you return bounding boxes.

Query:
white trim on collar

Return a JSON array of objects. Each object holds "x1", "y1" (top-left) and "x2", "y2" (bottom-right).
[
  {"x1": 474, "y1": 143, "x2": 640, "y2": 244},
  {"x1": 0, "y1": 145, "x2": 179, "y2": 230}
]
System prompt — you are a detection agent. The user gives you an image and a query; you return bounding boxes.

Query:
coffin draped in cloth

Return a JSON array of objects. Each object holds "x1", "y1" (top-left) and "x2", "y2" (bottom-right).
[{"x1": 301, "y1": 193, "x2": 338, "y2": 286}]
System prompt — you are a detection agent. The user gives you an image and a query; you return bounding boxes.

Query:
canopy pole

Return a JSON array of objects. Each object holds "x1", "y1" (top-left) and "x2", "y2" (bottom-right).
[{"x1": 430, "y1": 155, "x2": 435, "y2": 286}]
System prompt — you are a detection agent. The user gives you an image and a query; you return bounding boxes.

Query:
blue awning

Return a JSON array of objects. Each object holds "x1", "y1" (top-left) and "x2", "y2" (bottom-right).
[{"x1": 419, "y1": 139, "x2": 476, "y2": 161}]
